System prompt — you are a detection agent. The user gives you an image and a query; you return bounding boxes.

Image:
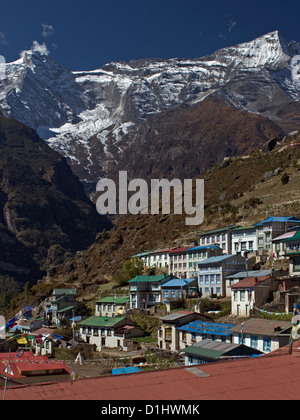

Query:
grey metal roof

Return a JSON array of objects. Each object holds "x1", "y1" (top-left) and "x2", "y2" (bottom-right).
[{"x1": 226, "y1": 270, "x2": 272, "y2": 279}]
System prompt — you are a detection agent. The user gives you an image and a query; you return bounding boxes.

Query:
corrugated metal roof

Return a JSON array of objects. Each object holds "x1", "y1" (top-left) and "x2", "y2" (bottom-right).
[
  {"x1": 256, "y1": 216, "x2": 300, "y2": 226},
  {"x1": 160, "y1": 311, "x2": 195, "y2": 321},
  {"x1": 273, "y1": 231, "x2": 298, "y2": 241},
  {"x1": 3, "y1": 347, "x2": 300, "y2": 400},
  {"x1": 128, "y1": 275, "x2": 168, "y2": 283},
  {"x1": 177, "y1": 320, "x2": 235, "y2": 336},
  {"x1": 231, "y1": 318, "x2": 291, "y2": 336},
  {"x1": 188, "y1": 244, "x2": 221, "y2": 252},
  {"x1": 95, "y1": 296, "x2": 129, "y2": 304},
  {"x1": 161, "y1": 278, "x2": 196, "y2": 288},
  {"x1": 226, "y1": 270, "x2": 272, "y2": 279},
  {"x1": 78, "y1": 316, "x2": 125, "y2": 328},
  {"x1": 198, "y1": 255, "x2": 235, "y2": 264},
  {"x1": 230, "y1": 275, "x2": 271, "y2": 289}
]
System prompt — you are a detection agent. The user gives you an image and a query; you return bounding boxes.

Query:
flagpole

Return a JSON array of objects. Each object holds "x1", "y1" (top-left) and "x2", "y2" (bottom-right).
[{"x1": 3, "y1": 348, "x2": 11, "y2": 401}]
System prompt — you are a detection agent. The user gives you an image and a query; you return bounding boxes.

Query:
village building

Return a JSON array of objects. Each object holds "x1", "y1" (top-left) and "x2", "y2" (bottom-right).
[
  {"x1": 50, "y1": 289, "x2": 78, "y2": 325},
  {"x1": 17, "y1": 317, "x2": 48, "y2": 334},
  {"x1": 230, "y1": 275, "x2": 280, "y2": 317},
  {"x1": 185, "y1": 244, "x2": 223, "y2": 278},
  {"x1": 0, "y1": 351, "x2": 70, "y2": 385},
  {"x1": 181, "y1": 339, "x2": 263, "y2": 366},
  {"x1": 128, "y1": 274, "x2": 178, "y2": 310},
  {"x1": 177, "y1": 320, "x2": 235, "y2": 350},
  {"x1": 225, "y1": 269, "x2": 277, "y2": 290},
  {"x1": 158, "y1": 311, "x2": 210, "y2": 352},
  {"x1": 282, "y1": 230, "x2": 300, "y2": 276},
  {"x1": 272, "y1": 230, "x2": 298, "y2": 258},
  {"x1": 231, "y1": 318, "x2": 291, "y2": 354},
  {"x1": 168, "y1": 247, "x2": 193, "y2": 279},
  {"x1": 198, "y1": 254, "x2": 247, "y2": 298},
  {"x1": 256, "y1": 216, "x2": 300, "y2": 254},
  {"x1": 78, "y1": 316, "x2": 145, "y2": 351},
  {"x1": 131, "y1": 251, "x2": 153, "y2": 268},
  {"x1": 231, "y1": 225, "x2": 258, "y2": 255},
  {"x1": 147, "y1": 248, "x2": 176, "y2": 270},
  {"x1": 95, "y1": 296, "x2": 130, "y2": 317},
  {"x1": 199, "y1": 225, "x2": 238, "y2": 254},
  {"x1": 161, "y1": 278, "x2": 198, "y2": 303}
]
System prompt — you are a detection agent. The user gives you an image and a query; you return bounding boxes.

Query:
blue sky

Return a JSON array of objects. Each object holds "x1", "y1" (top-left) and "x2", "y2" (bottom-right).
[{"x1": 1, "y1": 0, "x2": 300, "y2": 70}]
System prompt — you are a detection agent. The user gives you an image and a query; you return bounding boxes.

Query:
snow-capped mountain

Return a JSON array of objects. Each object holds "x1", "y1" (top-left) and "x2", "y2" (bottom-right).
[{"x1": 1, "y1": 30, "x2": 300, "y2": 186}]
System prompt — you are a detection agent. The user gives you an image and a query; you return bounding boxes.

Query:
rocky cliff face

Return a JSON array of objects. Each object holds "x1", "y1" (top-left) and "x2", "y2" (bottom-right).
[
  {"x1": 0, "y1": 115, "x2": 112, "y2": 289},
  {"x1": 1, "y1": 31, "x2": 300, "y2": 187}
]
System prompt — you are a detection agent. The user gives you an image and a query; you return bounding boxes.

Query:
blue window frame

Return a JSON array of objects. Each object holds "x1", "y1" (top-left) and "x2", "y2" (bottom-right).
[{"x1": 263, "y1": 337, "x2": 272, "y2": 352}]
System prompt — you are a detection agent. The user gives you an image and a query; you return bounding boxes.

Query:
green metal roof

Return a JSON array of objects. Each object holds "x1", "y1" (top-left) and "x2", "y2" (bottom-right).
[
  {"x1": 95, "y1": 296, "x2": 129, "y2": 304},
  {"x1": 232, "y1": 225, "x2": 256, "y2": 231},
  {"x1": 56, "y1": 305, "x2": 76, "y2": 314},
  {"x1": 53, "y1": 289, "x2": 77, "y2": 295},
  {"x1": 182, "y1": 346, "x2": 225, "y2": 359},
  {"x1": 79, "y1": 316, "x2": 125, "y2": 328},
  {"x1": 128, "y1": 275, "x2": 167, "y2": 284},
  {"x1": 200, "y1": 226, "x2": 238, "y2": 235},
  {"x1": 283, "y1": 231, "x2": 300, "y2": 241}
]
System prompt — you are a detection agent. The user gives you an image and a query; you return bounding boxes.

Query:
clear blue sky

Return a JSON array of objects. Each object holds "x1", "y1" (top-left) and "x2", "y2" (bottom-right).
[{"x1": 1, "y1": 0, "x2": 300, "y2": 70}]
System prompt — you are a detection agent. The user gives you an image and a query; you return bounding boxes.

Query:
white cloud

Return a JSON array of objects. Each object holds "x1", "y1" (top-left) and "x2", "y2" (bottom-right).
[
  {"x1": 20, "y1": 41, "x2": 50, "y2": 58},
  {"x1": 41, "y1": 24, "x2": 54, "y2": 39}
]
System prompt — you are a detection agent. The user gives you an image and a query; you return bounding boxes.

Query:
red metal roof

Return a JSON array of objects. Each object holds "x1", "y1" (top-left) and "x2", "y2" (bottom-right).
[
  {"x1": 0, "y1": 351, "x2": 70, "y2": 379},
  {"x1": 1, "y1": 346, "x2": 300, "y2": 400},
  {"x1": 168, "y1": 247, "x2": 191, "y2": 254},
  {"x1": 230, "y1": 275, "x2": 271, "y2": 288}
]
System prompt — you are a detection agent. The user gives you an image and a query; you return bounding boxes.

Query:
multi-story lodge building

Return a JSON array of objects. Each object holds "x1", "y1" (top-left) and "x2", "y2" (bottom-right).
[
  {"x1": 256, "y1": 216, "x2": 300, "y2": 253},
  {"x1": 198, "y1": 254, "x2": 247, "y2": 298},
  {"x1": 199, "y1": 226, "x2": 238, "y2": 255}
]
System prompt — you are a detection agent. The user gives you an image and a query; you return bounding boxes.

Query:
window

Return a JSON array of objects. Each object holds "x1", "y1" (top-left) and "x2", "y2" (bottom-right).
[
  {"x1": 234, "y1": 291, "x2": 238, "y2": 301},
  {"x1": 240, "y1": 291, "x2": 246, "y2": 302},
  {"x1": 210, "y1": 275, "x2": 215, "y2": 284},
  {"x1": 251, "y1": 336, "x2": 258, "y2": 349},
  {"x1": 241, "y1": 242, "x2": 247, "y2": 251},
  {"x1": 216, "y1": 275, "x2": 221, "y2": 284},
  {"x1": 294, "y1": 259, "x2": 300, "y2": 272},
  {"x1": 199, "y1": 275, "x2": 204, "y2": 285},
  {"x1": 263, "y1": 337, "x2": 272, "y2": 352}
]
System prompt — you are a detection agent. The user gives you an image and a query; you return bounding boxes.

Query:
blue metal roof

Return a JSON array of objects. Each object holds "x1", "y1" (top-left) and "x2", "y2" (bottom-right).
[
  {"x1": 112, "y1": 367, "x2": 143, "y2": 376},
  {"x1": 188, "y1": 244, "x2": 221, "y2": 252},
  {"x1": 177, "y1": 320, "x2": 235, "y2": 336},
  {"x1": 256, "y1": 216, "x2": 300, "y2": 226},
  {"x1": 198, "y1": 255, "x2": 235, "y2": 264},
  {"x1": 161, "y1": 278, "x2": 196, "y2": 288}
]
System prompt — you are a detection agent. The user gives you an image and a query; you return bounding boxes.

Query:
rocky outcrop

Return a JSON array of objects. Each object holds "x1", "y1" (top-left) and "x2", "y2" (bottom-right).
[{"x1": 0, "y1": 115, "x2": 112, "y2": 288}]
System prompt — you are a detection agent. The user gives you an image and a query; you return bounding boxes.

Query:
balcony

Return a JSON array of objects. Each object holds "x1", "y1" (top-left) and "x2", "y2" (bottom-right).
[{"x1": 285, "y1": 248, "x2": 300, "y2": 256}]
